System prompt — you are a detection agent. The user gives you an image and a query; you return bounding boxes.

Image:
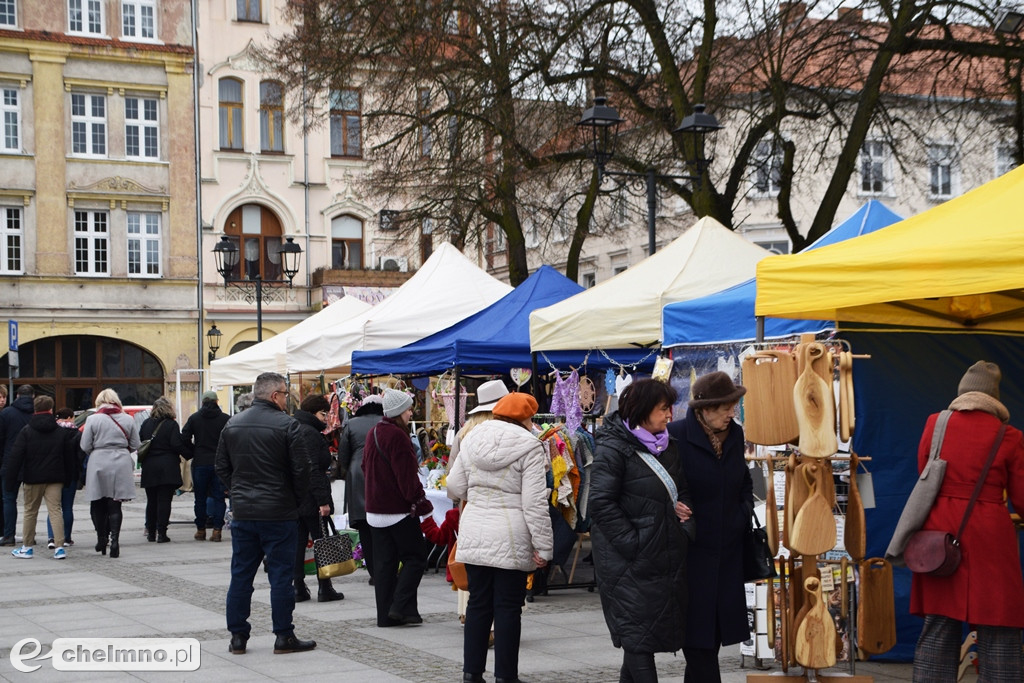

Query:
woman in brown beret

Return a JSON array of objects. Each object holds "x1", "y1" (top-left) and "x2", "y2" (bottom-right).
[{"x1": 447, "y1": 392, "x2": 553, "y2": 683}]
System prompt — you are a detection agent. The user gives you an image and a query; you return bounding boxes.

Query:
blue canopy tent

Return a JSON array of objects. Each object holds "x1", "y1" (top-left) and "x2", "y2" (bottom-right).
[
  {"x1": 661, "y1": 200, "x2": 903, "y2": 346},
  {"x1": 351, "y1": 265, "x2": 652, "y2": 377}
]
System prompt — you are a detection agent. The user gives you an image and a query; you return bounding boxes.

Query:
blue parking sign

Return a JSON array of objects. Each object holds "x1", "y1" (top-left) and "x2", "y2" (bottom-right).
[{"x1": 8, "y1": 320, "x2": 16, "y2": 351}]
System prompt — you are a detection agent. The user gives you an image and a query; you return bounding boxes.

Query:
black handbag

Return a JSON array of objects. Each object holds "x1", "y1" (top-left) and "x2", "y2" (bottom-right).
[
  {"x1": 742, "y1": 513, "x2": 777, "y2": 582},
  {"x1": 313, "y1": 516, "x2": 357, "y2": 579}
]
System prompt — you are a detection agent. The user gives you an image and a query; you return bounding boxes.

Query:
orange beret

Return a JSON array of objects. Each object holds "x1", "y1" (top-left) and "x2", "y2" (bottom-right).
[{"x1": 492, "y1": 392, "x2": 538, "y2": 422}]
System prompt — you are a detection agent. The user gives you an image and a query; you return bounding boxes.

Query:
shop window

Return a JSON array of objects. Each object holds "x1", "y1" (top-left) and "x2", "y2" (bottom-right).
[
  {"x1": 222, "y1": 204, "x2": 285, "y2": 281},
  {"x1": 219, "y1": 78, "x2": 244, "y2": 151}
]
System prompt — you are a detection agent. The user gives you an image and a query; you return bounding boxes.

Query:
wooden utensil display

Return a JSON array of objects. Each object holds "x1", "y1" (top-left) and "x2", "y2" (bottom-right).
[
  {"x1": 766, "y1": 573, "x2": 775, "y2": 648},
  {"x1": 794, "y1": 576, "x2": 838, "y2": 670},
  {"x1": 779, "y1": 559, "x2": 789, "y2": 672},
  {"x1": 742, "y1": 352, "x2": 800, "y2": 445},
  {"x1": 790, "y1": 466, "x2": 837, "y2": 556},
  {"x1": 839, "y1": 351, "x2": 851, "y2": 442},
  {"x1": 844, "y1": 453, "x2": 866, "y2": 561},
  {"x1": 844, "y1": 351, "x2": 856, "y2": 433},
  {"x1": 794, "y1": 344, "x2": 837, "y2": 458},
  {"x1": 857, "y1": 558, "x2": 897, "y2": 655},
  {"x1": 783, "y1": 453, "x2": 797, "y2": 550},
  {"x1": 765, "y1": 455, "x2": 779, "y2": 556},
  {"x1": 840, "y1": 557, "x2": 849, "y2": 619}
]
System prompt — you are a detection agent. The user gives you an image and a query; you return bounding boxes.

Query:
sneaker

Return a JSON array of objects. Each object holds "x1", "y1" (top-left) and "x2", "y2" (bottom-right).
[
  {"x1": 64, "y1": 539, "x2": 74, "y2": 547},
  {"x1": 47, "y1": 539, "x2": 56, "y2": 550},
  {"x1": 54, "y1": 548, "x2": 66, "y2": 560},
  {"x1": 11, "y1": 546, "x2": 33, "y2": 559}
]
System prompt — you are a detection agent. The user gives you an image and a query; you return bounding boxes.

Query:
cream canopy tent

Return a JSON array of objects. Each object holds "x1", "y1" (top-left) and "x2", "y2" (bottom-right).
[
  {"x1": 208, "y1": 296, "x2": 372, "y2": 386},
  {"x1": 755, "y1": 165, "x2": 1024, "y2": 331},
  {"x1": 529, "y1": 217, "x2": 770, "y2": 351},
  {"x1": 287, "y1": 242, "x2": 513, "y2": 373}
]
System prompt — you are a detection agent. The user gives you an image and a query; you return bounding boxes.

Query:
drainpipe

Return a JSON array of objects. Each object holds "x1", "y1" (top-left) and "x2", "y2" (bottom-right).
[
  {"x1": 302, "y1": 68, "x2": 312, "y2": 308},
  {"x1": 192, "y1": 0, "x2": 205, "y2": 375}
]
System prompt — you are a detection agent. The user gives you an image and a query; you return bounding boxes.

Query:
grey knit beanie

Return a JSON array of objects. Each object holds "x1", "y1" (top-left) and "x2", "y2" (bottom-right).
[
  {"x1": 382, "y1": 388, "x2": 413, "y2": 418},
  {"x1": 957, "y1": 361, "x2": 1001, "y2": 400}
]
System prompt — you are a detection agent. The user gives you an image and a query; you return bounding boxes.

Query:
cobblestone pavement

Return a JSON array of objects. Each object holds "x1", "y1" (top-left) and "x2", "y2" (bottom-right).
[{"x1": 0, "y1": 491, "x2": 914, "y2": 682}]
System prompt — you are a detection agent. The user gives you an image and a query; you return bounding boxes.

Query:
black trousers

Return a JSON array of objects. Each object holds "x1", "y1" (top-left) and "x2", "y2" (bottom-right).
[
  {"x1": 371, "y1": 516, "x2": 426, "y2": 625},
  {"x1": 144, "y1": 484, "x2": 177, "y2": 533},
  {"x1": 294, "y1": 513, "x2": 326, "y2": 583},
  {"x1": 464, "y1": 564, "x2": 528, "y2": 680},
  {"x1": 683, "y1": 645, "x2": 721, "y2": 683}
]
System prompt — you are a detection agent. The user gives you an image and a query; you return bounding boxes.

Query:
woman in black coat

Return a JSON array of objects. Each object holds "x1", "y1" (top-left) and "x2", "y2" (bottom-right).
[
  {"x1": 292, "y1": 394, "x2": 343, "y2": 603},
  {"x1": 140, "y1": 397, "x2": 192, "y2": 543},
  {"x1": 667, "y1": 371, "x2": 752, "y2": 683},
  {"x1": 591, "y1": 379, "x2": 694, "y2": 683}
]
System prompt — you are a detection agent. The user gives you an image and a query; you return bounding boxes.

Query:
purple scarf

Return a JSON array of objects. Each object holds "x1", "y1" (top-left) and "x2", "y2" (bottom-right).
[{"x1": 625, "y1": 419, "x2": 669, "y2": 454}]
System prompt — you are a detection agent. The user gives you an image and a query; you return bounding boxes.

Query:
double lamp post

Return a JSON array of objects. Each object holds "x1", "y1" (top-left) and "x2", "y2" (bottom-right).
[{"x1": 577, "y1": 97, "x2": 723, "y2": 256}]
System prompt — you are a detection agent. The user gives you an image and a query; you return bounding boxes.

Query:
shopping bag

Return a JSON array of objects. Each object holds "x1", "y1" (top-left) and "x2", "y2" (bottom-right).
[
  {"x1": 448, "y1": 538, "x2": 469, "y2": 591},
  {"x1": 314, "y1": 516, "x2": 357, "y2": 579},
  {"x1": 303, "y1": 539, "x2": 317, "y2": 576}
]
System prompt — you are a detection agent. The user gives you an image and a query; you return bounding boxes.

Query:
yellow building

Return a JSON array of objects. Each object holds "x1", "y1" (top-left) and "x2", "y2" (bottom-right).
[{"x1": 0, "y1": 0, "x2": 199, "y2": 410}]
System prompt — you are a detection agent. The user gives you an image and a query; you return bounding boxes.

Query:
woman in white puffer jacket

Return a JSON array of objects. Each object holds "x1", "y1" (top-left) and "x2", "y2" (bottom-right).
[{"x1": 446, "y1": 392, "x2": 553, "y2": 683}]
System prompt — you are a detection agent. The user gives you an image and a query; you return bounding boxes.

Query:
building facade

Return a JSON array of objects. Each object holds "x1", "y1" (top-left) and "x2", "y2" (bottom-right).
[{"x1": 0, "y1": 0, "x2": 198, "y2": 410}]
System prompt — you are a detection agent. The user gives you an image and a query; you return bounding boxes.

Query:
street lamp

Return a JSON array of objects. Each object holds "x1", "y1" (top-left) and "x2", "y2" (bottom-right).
[
  {"x1": 996, "y1": 8, "x2": 1024, "y2": 34},
  {"x1": 578, "y1": 97, "x2": 723, "y2": 255},
  {"x1": 213, "y1": 235, "x2": 302, "y2": 342},
  {"x1": 206, "y1": 323, "x2": 222, "y2": 364}
]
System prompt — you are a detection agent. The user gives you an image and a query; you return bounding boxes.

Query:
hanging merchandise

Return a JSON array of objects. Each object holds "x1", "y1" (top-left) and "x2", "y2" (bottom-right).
[
  {"x1": 578, "y1": 376, "x2": 596, "y2": 413},
  {"x1": 742, "y1": 351, "x2": 799, "y2": 446},
  {"x1": 550, "y1": 368, "x2": 583, "y2": 434},
  {"x1": 431, "y1": 371, "x2": 465, "y2": 427},
  {"x1": 510, "y1": 367, "x2": 532, "y2": 389},
  {"x1": 793, "y1": 343, "x2": 837, "y2": 458}
]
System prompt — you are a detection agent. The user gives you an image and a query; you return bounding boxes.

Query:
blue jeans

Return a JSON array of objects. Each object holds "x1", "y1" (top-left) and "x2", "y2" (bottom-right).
[
  {"x1": 225, "y1": 519, "x2": 298, "y2": 636},
  {"x1": 47, "y1": 480, "x2": 77, "y2": 542},
  {"x1": 190, "y1": 465, "x2": 226, "y2": 530},
  {"x1": 2, "y1": 478, "x2": 17, "y2": 538}
]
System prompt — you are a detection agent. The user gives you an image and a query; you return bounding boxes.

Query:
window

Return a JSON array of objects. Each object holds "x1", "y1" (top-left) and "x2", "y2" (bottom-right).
[
  {"x1": 236, "y1": 0, "x2": 260, "y2": 22},
  {"x1": 222, "y1": 204, "x2": 285, "y2": 281},
  {"x1": 755, "y1": 240, "x2": 790, "y2": 255},
  {"x1": 928, "y1": 143, "x2": 955, "y2": 199},
  {"x1": 418, "y1": 88, "x2": 432, "y2": 158},
  {"x1": 259, "y1": 81, "x2": 284, "y2": 153},
  {"x1": 752, "y1": 138, "x2": 783, "y2": 196},
  {"x1": 996, "y1": 144, "x2": 1017, "y2": 179},
  {"x1": 581, "y1": 272, "x2": 596, "y2": 288},
  {"x1": 2, "y1": 87, "x2": 19, "y2": 152},
  {"x1": 330, "y1": 214, "x2": 363, "y2": 269},
  {"x1": 74, "y1": 210, "x2": 109, "y2": 276},
  {"x1": 125, "y1": 96, "x2": 158, "y2": 159},
  {"x1": 524, "y1": 219, "x2": 539, "y2": 248},
  {"x1": 0, "y1": 207, "x2": 22, "y2": 274},
  {"x1": 420, "y1": 216, "x2": 434, "y2": 262},
  {"x1": 0, "y1": 0, "x2": 16, "y2": 27},
  {"x1": 329, "y1": 89, "x2": 361, "y2": 157},
  {"x1": 859, "y1": 140, "x2": 888, "y2": 195},
  {"x1": 379, "y1": 209, "x2": 398, "y2": 231},
  {"x1": 122, "y1": 0, "x2": 155, "y2": 39},
  {"x1": 69, "y1": 0, "x2": 104, "y2": 35},
  {"x1": 219, "y1": 78, "x2": 244, "y2": 150},
  {"x1": 127, "y1": 212, "x2": 160, "y2": 276},
  {"x1": 71, "y1": 93, "x2": 106, "y2": 157},
  {"x1": 553, "y1": 202, "x2": 570, "y2": 243},
  {"x1": 610, "y1": 254, "x2": 628, "y2": 275}
]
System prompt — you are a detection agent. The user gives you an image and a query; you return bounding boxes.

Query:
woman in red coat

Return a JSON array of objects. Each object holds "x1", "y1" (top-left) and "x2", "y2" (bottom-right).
[{"x1": 911, "y1": 361, "x2": 1024, "y2": 682}]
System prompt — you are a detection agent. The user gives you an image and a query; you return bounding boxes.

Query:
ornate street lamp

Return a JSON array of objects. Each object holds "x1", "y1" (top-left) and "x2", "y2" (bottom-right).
[
  {"x1": 213, "y1": 235, "x2": 303, "y2": 342},
  {"x1": 206, "y1": 323, "x2": 222, "y2": 364},
  {"x1": 578, "y1": 98, "x2": 723, "y2": 255}
]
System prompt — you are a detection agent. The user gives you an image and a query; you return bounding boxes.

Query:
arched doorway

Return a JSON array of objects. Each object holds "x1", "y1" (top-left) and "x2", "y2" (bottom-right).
[{"x1": 0, "y1": 336, "x2": 164, "y2": 411}]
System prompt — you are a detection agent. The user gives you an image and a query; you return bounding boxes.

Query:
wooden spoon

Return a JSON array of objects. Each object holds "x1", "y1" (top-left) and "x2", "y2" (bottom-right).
[
  {"x1": 765, "y1": 454, "x2": 778, "y2": 556},
  {"x1": 790, "y1": 465, "x2": 837, "y2": 556},
  {"x1": 795, "y1": 576, "x2": 838, "y2": 670}
]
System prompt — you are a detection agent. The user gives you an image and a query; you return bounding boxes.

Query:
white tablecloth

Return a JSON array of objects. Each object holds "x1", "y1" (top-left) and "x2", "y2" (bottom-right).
[{"x1": 425, "y1": 488, "x2": 454, "y2": 526}]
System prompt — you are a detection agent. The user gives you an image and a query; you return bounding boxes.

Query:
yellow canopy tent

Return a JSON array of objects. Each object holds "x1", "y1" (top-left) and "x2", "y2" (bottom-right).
[{"x1": 755, "y1": 165, "x2": 1024, "y2": 331}]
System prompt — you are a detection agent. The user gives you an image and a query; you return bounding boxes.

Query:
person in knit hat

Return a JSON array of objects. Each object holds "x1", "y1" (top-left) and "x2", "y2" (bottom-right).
[
  {"x1": 909, "y1": 361, "x2": 1024, "y2": 682},
  {"x1": 447, "y1": 392, "x2": 553, "y2": 683},
  {"x1": 363, "y1": 387, "x2": 432, "y2": 627}
]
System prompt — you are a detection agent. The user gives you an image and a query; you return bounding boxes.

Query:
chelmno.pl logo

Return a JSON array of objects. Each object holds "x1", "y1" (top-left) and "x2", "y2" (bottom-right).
[{"x1": 11, "y1": 638, "x2": 200, "y2": 672}]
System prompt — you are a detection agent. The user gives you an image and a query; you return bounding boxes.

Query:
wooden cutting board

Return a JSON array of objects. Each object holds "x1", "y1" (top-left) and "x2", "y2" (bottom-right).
[
  {"x1": 839, "y1": 351, "x2": 851, "y2": 442},
  {"x1": 795, "y1": 576, "x2": 837, "y2": 670},
  {"x1": 765, "y1": 455, "x2": 779, "y2": 556},
  {"x1": 858, "y1": 558, "x2": 897, "y2": 655},
  {"x1": 844, "y1": 453, "x2": 866, "y2": 561},
  {"x1": 790, "y1": 465, "x2": 836, "y2": 555},
  {"x1": 783, "y1": 454, "x2": 799, "y2": 550},
  {"x1": 779, "y1": 558, "x2": 789, "y2": 672},
  {"x1": 795, "y1": 341, "x2": 833, "y2": 385},
  {"x1": 794, "y1": 344, "x2": 837, "y2": 458},
  {"x1": 742, "y1": 352, "x2": 800, "y2": 445}
]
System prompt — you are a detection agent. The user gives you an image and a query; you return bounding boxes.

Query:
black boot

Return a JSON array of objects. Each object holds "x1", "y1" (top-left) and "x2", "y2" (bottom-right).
[
  {"x1": 272, "y1": 633, "x2": 316, "y2": 654},
  {"x1": 91, "y1": 499, "x2": 108, "y2": 555},
  {"x1": 317, "y1": 578, "x2": 344, "y2": 602},
  {"x1": 107, "y1": 500, "x2": 123, "y2": 559},
  {"x1": 295, "y1": 580, "x2": 311, "y2": 602},
  {"x1": 156, "y1": 529, "x2": 170, "y2": 543}
]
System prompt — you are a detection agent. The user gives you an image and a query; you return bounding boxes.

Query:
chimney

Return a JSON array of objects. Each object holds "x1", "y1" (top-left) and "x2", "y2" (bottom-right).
[
  {"x1": 837, "y1": 8, "x2": 863, "y2": 22},
  {"x1": 779, "y1": 2, "x2": 808, "y2": 22}
]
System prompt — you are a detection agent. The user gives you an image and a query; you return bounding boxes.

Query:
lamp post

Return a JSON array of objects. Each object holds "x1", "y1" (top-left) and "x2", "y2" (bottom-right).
[
  {"x1": 213, "y1": 235, "x2": 302, "y2": 342},
  {"x1": 206, "y1": 323, "x2": 222, "y2": 364},
  {"x1": 578, "y1": 97, "x2": 723, "y2": 255}
]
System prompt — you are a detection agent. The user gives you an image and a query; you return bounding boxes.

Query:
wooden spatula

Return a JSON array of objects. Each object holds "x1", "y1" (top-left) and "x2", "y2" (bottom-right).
[
  {"x1": 790, "y1": 465, "x2": 836, "y2": 556},
  {"x1": 794, "y1": 576, "x2": 837, "y2": 670},
  {"x1": 844, "y1": 453, "x2": 866, "y2": 561},
  {"x1": 765, "y1": 455, "x2": 778, "y2": 556}
]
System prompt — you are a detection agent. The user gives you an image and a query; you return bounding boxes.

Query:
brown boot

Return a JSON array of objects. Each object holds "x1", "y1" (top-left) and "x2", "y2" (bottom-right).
[
  {"x1": 210, "y1": 529, "x2": 222, "y2": 542},
  {"x1": 194, "y1": 529, "x2": 206, "y2": 541}
]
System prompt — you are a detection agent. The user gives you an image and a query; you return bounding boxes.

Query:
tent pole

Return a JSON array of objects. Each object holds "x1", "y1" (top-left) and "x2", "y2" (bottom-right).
[
  {"x1": 453, "y1": 366, "x2": 462, "y2": 432},
  {"x1": 531, "y1": 352, "x2": 540, "y2": 404},
  {"x1": 756, "y1": 316, "x2": 765, "y2": 343}
]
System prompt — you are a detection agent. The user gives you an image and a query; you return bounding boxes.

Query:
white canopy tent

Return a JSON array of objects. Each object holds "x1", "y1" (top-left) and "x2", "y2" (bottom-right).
[
  {"x1": 529, "y1": 217, "x2": 770, "y2": 351},
  {"x1": 287, "y1": 242, "x2": 513, "y2": 373},
  {"x1": 208, "y1": 296, "x2": 372, "y2": 386}
]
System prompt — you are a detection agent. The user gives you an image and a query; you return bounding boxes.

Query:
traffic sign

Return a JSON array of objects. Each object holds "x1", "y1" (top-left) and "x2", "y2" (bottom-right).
[{"x1": 8, "y1": 320, "x2": 16, "y2": 351}]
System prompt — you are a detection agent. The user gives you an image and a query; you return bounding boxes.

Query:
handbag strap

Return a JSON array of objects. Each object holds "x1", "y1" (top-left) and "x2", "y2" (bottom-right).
[
  {"x1": 319, "y1": 514, "x2": 337, "y2": 538},
  {"x1": 635, "y1": 450, "x2": 678, "y2": 504},
  {"x1": 928, "y1": 410, "x2": 953, "y2": 465},
  {"x1": 954, "y1": 424, "x2": 1007, "y2": 542},
  {"x1": 105, "y1": 413, "x2": 130, "y2": 447}
]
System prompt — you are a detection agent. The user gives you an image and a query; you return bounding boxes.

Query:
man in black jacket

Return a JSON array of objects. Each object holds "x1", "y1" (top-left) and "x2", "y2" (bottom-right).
[
  {"x1": 6, "y1": 396, "x2": 76, "y2": 559},
  {"x1": 0, "y1": 384, "x2": 35, "y2": 545},
  {"x1": 182, "y1": 391, "x2": 230, "y2": 542},
  {"x1": 215, "y1": 372, "x2": 314, "y2": 656}
]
